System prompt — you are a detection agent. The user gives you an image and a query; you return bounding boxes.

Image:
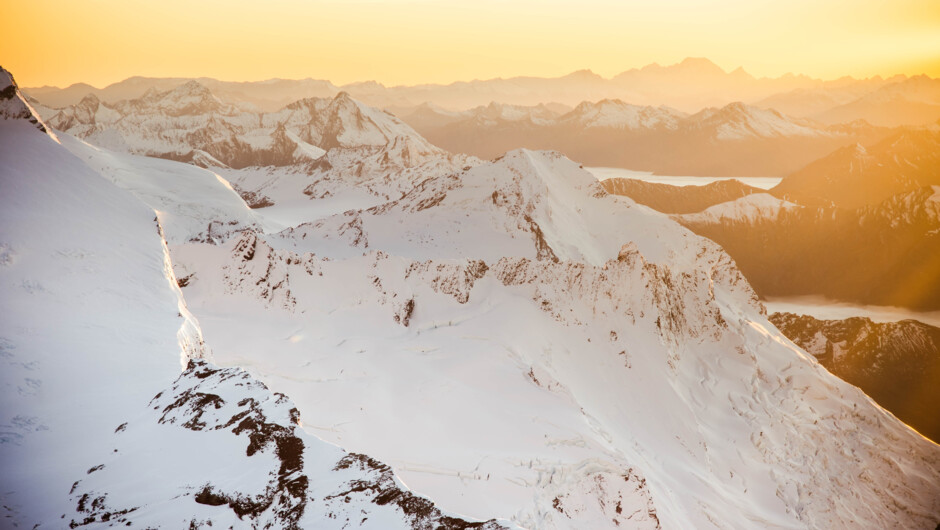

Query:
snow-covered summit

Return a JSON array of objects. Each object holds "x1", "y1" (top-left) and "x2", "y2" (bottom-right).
[
  {"x1": 0, "y1": 66, "x2": 57, "y2": 139},
  {"x1": 278, "y1": 149, "x2": 709, "y2": 266},
  {"x1": 561, "y1": 99, "x2": 687, "y2": 130},
  {"x1": 690, "y1": 101, "x2": 826, "y2": 139},
  {"x1": 675, "y1": 192, "x2": 802, "y2": 224},
  {"x1": 275, "y1": 90, "x2": 435, "y2": 151}
]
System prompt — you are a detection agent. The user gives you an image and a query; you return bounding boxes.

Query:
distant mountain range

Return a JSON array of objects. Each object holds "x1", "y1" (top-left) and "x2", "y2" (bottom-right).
[
  {"x1": 24, "y1": 57, "x2": 940, "y2": 125},
  {"x1": 400, "y1": 99, "x2": 892, "y2": 176}
]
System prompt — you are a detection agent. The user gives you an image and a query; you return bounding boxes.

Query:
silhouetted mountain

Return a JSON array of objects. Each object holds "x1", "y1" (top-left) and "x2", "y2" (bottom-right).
[
  {"x1": 773, "y1": 127, "x2": 940, "y2": 208},
  {"x1": 601, "y1": 178, "x2": 762, "y2": 214},
  {"x1": 673, "y1": 187, "x2": 940, "y2": 310},
  {"x1": 815, "y1": 75, "x2": 940, "y2": 127}
]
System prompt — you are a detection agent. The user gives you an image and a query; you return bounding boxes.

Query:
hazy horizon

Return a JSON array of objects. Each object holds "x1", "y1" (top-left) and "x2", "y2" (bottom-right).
[
  {"x1": 19, "y1": 56, "x2": 933, "y2": 92},
  {"x1": 6, "y1": 0, "x2": 939, "y2": 89}
]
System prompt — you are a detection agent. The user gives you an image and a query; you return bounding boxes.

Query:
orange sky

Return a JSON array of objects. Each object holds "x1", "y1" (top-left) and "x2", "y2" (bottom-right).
[{"x1": 4, "y1": 0, "x2": 939, "y2": 88}]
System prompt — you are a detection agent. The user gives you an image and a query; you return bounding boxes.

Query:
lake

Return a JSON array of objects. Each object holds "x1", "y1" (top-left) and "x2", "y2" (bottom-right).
[
  {"x1": 763, "y1": 296, "x2": 940, "y2": 327},
  {"x1": 587, "y1": 167, "x2": 782, "y2": 190}
]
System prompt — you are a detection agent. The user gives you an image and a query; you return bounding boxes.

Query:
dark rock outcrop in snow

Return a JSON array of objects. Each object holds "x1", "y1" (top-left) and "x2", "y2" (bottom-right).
[{"x1": 66, "y1": 360, "x2": 509, "y2": 529}]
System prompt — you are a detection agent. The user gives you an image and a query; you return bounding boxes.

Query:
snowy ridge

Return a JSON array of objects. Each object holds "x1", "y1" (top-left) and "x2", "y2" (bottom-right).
[
  {"x1": 171, "y1": 221, "x2": 940, "y2": 528},
  {"x1": 0, "y1": 87, "x2": 204, "y2": 524},
  {"x1": 170, "y1": 149, "x2": 940, "y2": 528},
  {"x1": 0, "y1": 76, "x2": 509, "y2": 529},
  {"x1": 57, "y1": 133, "x2": 262, "y2": 244},
  {"x1": 44, "y1": 82, "x2": 478, "y2": 228},
  {"x1": 675, "y1": 193, "x2": 802, "y2": 224},
  {"x1": 561, "y1": 99, "x2": 686, "y2": 130},
  {"x1": 1, "y1": 67, "x2": 58, "y2": 140},
  {"x1": 690, "y1": 102, "x2": 826, "y2": 140},
  {"x1": 276, "y1": 150, "x2": 701, "y2": 266}
]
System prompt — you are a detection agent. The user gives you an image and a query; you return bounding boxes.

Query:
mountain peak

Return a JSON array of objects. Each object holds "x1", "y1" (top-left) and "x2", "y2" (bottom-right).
[
  {"x1": 79, "y1": 92, "x2": 100, "y2": 105},
  {"x1": 170, "y1": 79, "x2": 212, "y2": 97},
  {"x1": 676, "y1": 57, "x2": 726, "y2": 74},
  {"x1": 0, "y1": 66, "x2": 57, "y2": 139},
  {"x1": 563, "y1": 69, "x2": 603, "y2": 81}
]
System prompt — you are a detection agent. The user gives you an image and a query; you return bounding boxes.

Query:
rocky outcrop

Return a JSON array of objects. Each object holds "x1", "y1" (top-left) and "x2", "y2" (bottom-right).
[
  {"x1": 602, "y1": 178, "x2": 762, "y2": 214},
  {"x1": 770, "y1": 312, "x2": 940, "y2": 442},
  {"x1": 66, "y1": 360, "x2": 510, "y2": 529}
]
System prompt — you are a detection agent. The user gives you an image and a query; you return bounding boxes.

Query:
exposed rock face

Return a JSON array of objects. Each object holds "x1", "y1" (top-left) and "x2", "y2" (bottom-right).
[
  {"x1": 66, "y1": 360, "x2": 510, "y2": 529},
  {"x1": 770, "y1": 312, "x2": 940, "y2": 442},
  {"x1": 0, "y1": 67, "x2": 54, "y2": 136},
  {"x1": 602, "y1": 177, "x2": 763, "y2": 214}
]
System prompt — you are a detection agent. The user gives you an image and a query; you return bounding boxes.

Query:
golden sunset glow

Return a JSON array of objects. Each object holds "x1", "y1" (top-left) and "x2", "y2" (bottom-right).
[{"x1": 5, "y1": 0, "x2": 940, "y2": 88}]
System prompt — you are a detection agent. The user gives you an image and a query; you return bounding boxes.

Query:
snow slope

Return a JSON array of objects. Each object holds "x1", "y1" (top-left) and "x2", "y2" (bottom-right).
[
  {"x1": 273, "y1": 150, "x2": 701, "y2": 266},
  {"x1": 171, "y1": 149, "x2": 940, "y2": 528},
  {"x1": 7, "y1": 65, "x2": 940, "y2": 529},
  {"x1": 57, "y1": 133, "x2": 262, "y2": 244},
  {"x1": 0, "y1": 68, "x2": 512, "y2": 529},
  {"x1": 1, "y1": 73, "x2": 202, "y2": 525}
]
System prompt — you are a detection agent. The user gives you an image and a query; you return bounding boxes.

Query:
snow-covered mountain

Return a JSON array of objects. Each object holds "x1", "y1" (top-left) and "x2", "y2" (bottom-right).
[
  {"x1": 43, "y1": 82, "x2": 451, "y2": 170},
  {"x1": 675, "y1": 193, "x2": 801, "y2": 224},
  {"x1": 0, "y1": 67, "x2": 509, "y2": 529},
  {"x1": 400, "y1": 100, "x2": 890, "y2": 176},
  {"x1": 5, "y1": 64, "x2": 940, "y2": 529},
  {"x1": 559, "y1": 99, "x2": 686, "y2": 130},
  {"x1": 685, "y1": 102, "x2": 823, "y2": 139},
  {"x1": 41, "y1": 82, "x2": 477, "y2": 230},
  {"x1": 32, "y1": 58, "x2": 929, "y2": 118},
  {"x1": 170, "y1": 148, "x2": 940, "y2": 528},
  {"x1": 769, "y1": 312, "x2": 940, "y2": 443}
]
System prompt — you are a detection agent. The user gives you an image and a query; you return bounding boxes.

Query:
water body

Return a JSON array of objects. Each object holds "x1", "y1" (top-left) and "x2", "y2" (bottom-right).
[
  {"x1": 764, "y1": 296, "x2": 940, "y2": 328},
  {"x1": 587, "y1": 167, "x2": 782, "y2": 190}
]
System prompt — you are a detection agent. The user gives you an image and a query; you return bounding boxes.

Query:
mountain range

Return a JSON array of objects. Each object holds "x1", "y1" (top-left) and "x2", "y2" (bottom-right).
[
  {"x1": 3, "y1": 64, "x2": 939, "y2": 529},
  {"x1": 25, "y1": 57, "x2": 940, "y2": 124},
  {"x1": 36, "y1": 82, "x2": 903, "y2": 178},
  {"x1": 399, "y1": 99, "x2": 894, "y2": 176}
]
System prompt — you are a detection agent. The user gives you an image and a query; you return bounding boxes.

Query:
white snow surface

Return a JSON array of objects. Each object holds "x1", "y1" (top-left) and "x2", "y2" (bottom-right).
[
  {"x1": 170, "y1": 149, "x2": 940, "y2": 528},
  {"x1": 562, "y1": 100, "x2": 687, "y2": 130},
  {"x1": 3, "y1": 68, "x2": 939, "y2": 529},
  {"x1": 0, "y1": 105, "x2": 200, "y2": 525},
  {"x1": 0, "y1": 74, "x2": 513, "y2": 529},
  {"x1": 57, "y1": 133, "x2": 262, "y2": 244},
  {"x1": 675, "y1": 193, "x2": 802, "y2": 224},
  {"x1": 691, "y1": 102, "x2": 828, "y2": 140}
]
